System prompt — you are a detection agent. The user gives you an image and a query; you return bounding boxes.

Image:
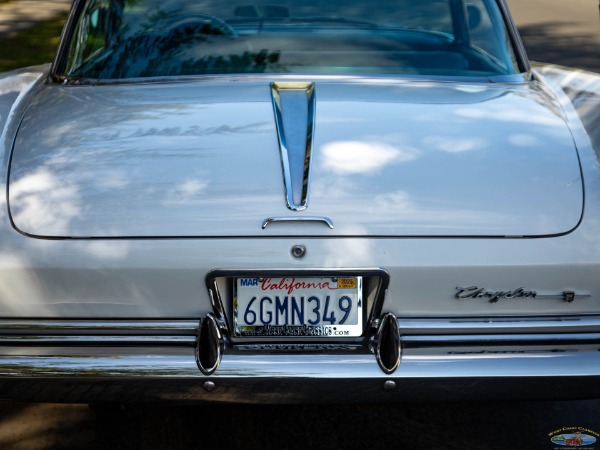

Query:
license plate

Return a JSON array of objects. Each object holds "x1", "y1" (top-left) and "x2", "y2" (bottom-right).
[{"x1": 233, "y1": 276, "x2": 363, "y2": 337}]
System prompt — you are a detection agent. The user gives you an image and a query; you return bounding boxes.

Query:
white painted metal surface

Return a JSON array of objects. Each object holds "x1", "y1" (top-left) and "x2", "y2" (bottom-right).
[{"x1": 7, "y1": 78, "x2": 583, "y2": 238}]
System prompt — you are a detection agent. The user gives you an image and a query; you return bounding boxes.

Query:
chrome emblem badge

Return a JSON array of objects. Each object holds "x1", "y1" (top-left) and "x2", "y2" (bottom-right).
[
  {"x1": 455, "y1": 286, "x2": 589, "y2": 303},
  {"x1": 271, "y1": 82, "x2": 316, "y2": 211}
]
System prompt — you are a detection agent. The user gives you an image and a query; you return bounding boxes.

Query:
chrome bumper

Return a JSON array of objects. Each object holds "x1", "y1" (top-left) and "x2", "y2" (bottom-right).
[{"x1": 1, "y1": 317, "x2": 600, "y2": 403}]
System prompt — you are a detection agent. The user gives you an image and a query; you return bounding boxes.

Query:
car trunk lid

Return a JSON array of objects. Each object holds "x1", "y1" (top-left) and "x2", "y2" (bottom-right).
[{"x1": 8, "y1": 78, "x2": 583, "y2": 238}]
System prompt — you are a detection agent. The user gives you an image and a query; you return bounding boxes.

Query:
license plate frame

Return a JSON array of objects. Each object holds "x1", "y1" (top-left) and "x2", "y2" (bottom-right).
[{"x1": 233, "y1": 276, "x2": 363, "y2": 338}]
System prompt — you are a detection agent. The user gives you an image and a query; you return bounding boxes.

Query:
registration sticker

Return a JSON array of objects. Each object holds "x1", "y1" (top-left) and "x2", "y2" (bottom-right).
[
  {"x1": 233, "y1": 276, "x2": 363, "y2": 337},
  {"x1": 337, "y1": 278, "x2": 357, "y2": 289}
]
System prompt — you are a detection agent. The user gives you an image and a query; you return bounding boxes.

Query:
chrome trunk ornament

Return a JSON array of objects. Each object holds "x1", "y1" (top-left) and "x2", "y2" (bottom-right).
[{"x1": 271, "y1": 82, "x2": 316, "y2": 211}]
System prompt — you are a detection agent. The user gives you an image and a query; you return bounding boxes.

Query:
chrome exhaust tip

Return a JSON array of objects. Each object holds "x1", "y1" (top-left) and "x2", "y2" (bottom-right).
[
  {"x1": 372, "y1": 313, "x2": 401, "y2": 374},
  {"x1": 195, "y1": 313, "x2": 224, "y2": 375}
]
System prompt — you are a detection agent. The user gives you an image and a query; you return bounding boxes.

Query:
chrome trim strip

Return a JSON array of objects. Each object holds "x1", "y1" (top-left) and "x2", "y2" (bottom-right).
[
  {"x1": 2, "y1": 333, "x2": 596, "y2": 349},
  {"x1": 271, "y1": 82, "x2": 316, "y2": 211},
  {"x1": 219, "y1": 351, "x2": 600, "y2": 378},
  {"x1": 49, "y1": 0, "x2": 84, "y2": 78},
  {"x1": 1, "y1": 316, "x2": 598, "y2": 339},
  {"x1": 58, "y1": 72, "x2": 530, "y2": 86},
  {"x1": 0, "y1": 314, "x2": 600, "y2": 353},
  {"x1": 402, "y1": 333, "x2": 600, "y2": 344},
  {"x1": 536, "y1": 292, "x2": 591, "y2": 302},
  {"x1": 0, "y1": 336, "x2": 195, "y2": 345},
  {"x1": 0, "y1": 320, "x2": 198, "y2": 335},
  {"x1": 262, "y1": 216, "x2": 334, "y2": 229},
  {"x1": 1, "y1": 349, "x2": 599, "y2": 380},
  {"x1": 397, "y1": 316, "x2": 600, "y2": 335},
  {"x1": 496, "y1": 0, "x2": 531, "y2": 73}
]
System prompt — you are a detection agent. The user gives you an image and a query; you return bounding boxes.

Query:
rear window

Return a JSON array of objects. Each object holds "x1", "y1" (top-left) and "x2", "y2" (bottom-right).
[{"x1": 63, "y1": 0, "x2": 521, "y2": 79}]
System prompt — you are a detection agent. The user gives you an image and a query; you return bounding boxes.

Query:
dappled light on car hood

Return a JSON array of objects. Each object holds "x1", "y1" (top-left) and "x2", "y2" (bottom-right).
[{"x1": 8, "y1": 78, "x2": 583, "y2": 238}]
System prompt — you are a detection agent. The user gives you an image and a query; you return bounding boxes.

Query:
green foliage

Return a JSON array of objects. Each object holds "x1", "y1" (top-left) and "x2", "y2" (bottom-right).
[{"x1": 0, "y1": 14, "x2": 67, "y2": 73}]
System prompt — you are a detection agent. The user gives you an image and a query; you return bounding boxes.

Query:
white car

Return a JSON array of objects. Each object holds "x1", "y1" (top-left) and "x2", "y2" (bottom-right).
[{"x1": 0, "y1": 0, "x2": 599, "y2": 402}]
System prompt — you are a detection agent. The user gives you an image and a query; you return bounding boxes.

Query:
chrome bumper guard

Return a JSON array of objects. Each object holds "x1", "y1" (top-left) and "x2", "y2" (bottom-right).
[{"x1": 1, "y1": 316, "x2": 600, "y2": 402}]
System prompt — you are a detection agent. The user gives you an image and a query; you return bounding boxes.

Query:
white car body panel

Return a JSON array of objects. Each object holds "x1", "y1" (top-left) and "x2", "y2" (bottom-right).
[
  {"x1": 0, "y1": 67, "x2": 597, "y2": 320},
  {"x1": 0, "y1": 0, "x2": 599, "y2": 402},
  {"x1": 8, "y1": 78, "x2": 583, "y2": 238}
]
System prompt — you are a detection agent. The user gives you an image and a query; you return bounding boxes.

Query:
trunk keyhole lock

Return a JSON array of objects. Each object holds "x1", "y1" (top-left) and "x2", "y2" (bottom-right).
[{"x1": 291, "y1": 245, "x2": 306, "y2": 258}]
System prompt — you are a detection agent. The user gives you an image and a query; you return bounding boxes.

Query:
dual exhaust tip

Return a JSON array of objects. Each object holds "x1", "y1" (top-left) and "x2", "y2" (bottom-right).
[{"x1": 196, "y1": 312, "x2": 401, "y2": 375}]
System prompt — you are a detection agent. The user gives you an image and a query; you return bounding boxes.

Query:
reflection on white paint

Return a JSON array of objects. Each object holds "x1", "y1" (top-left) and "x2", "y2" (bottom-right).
[
  {"x1": 0, "y1": 71, "x2": 43, "y2": 149},
  {"x1": 454, "y1": 85, "x2": 489, "y2": 94},
  {"x1": 0, "y1": 254, "x2": 51, "y2": 316},
  {"x1": 374, "y1": 190, "x2": 412, "y2": 210},
  {"x1": 0, "y1": 71, "x2": 41, "y2": 96},
  {"x1": 84, "y1": 241, "x2": 130, "y2": 260},
  {"x1": 93, "y1": 171, "x2": 130, "y2": 190},
  {"x1": 324, "y1": 236, "x2": 374, "y2": 267},
  {"x1": 543, "y1": 66, "x2": 600, "y2": 94},
  {"x1": 9, "y1": 169, "x2": 82, "y2": 235},
  {"x1": 508, "y1": 134, "x2": 541, "y2": 147},
  {"x1": 423, "y1": 136, "x2": 487, "y2": 153},
  {"x1": 310, "y1": 176, "x2": 356, "y2": 200},
  {"x1": 369, "y1": 189, "x2": 508, "y2": 227},
  {"x1": 163, "y1": 179, "x2": 209, "y2": 205},
  {"x1": 454, "y1": 105, "x2": 562, "y2": 127},
  {"x1": 321, "y1": 140, "x2": 417, "y2": 175},
  {"x1": 317, "y1": 116, "x2": 365, "y2": 125}
]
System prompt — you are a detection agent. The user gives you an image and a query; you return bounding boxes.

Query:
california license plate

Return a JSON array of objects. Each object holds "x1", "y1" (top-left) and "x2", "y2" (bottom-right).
[{"x1": 233, "y1": 276, "x2": 363, "y2": 337}]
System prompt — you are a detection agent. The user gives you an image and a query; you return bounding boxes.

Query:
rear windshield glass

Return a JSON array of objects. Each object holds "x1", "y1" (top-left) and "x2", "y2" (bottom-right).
[{"x1": 63, "y1": 0, "x2": 521, "y2": 79}]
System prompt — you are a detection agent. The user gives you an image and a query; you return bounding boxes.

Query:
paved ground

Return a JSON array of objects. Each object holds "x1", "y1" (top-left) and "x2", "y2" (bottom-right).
[
  {"x1": 0, "y1": 0, "x2": 70, "y2": 39},
  {"x1": 0, "y1": 399, "x2": 599, "y2": 449},
  {"x1": 508, "y1": 0, "x2": 600, "y2": 72}
]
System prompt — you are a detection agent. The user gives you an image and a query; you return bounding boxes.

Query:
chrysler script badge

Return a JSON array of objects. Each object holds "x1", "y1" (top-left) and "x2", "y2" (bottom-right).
[{"x1": 455, "y1": 286, "x2": 590, "y2": 303}]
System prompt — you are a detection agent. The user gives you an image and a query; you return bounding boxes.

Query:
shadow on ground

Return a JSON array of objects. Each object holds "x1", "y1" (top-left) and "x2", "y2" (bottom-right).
[
  {"x1": 518, "y1": 21, "x2": 600, "y2": 72},
  {"x1": 0, "y1": 402, "x2": 94, "y2": 450},
  {"x1": 1, "y1": 399, "x2": 599, "y2": 449}
]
